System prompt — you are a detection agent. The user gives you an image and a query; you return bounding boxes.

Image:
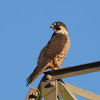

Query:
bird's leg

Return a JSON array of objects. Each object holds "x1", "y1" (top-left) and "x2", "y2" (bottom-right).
[
  {"x1": 49, "y1": 65, "x2": 61, "y2": 71},
  {"x1": 49, "y1": 65, "x2": 55, "y2": 71},
  {"x1": 54, "y1": 65, "x2": 61, "y2": 70},
  {"x1": 49, "y1": 59, "x2": 62, "y2": 71},
  {"x1": 52, "y1": 59, "x2": 62, "y2": 70},
  {"x1": 50, "y1": 68, "x2": 54, "y2": 71}
]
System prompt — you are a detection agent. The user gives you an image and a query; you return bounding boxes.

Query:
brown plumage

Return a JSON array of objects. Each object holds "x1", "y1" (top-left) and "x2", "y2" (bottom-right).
[{"x1": 26, "y1": 22, "x2": 70, "y2": 86}]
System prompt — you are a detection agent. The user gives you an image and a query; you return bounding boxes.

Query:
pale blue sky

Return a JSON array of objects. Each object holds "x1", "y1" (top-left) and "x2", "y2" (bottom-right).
[{"x1": 0, "y1": 0, "x2": 100, "y2": 100}]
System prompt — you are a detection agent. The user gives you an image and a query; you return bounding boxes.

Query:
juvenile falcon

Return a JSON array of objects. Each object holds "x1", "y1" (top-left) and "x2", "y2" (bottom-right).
[{"x1": 26, "y1": 22, "x2": 70, "y2": 86}]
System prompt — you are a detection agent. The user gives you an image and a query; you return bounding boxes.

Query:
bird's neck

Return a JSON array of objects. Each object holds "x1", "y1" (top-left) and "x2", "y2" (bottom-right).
[
  {"x1": 54, "y1": 26, "x2": 68, "y2": 36},
  {"x1": 56, "y1": 30, "x2": 68, "y2": 36}
]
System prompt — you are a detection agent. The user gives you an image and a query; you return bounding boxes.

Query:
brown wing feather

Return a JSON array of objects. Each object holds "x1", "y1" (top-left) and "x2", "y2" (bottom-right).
[
  {"x1": 26, "y1": 33, "x2": 67, "y2": 86},
  {"x1": 37, "y1": 33, "x2": 67, "y2": 66}
]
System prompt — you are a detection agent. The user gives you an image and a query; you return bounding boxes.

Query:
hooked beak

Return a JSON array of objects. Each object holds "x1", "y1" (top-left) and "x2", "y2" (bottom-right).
[{"x1": 50, "y1": 25, "x2": 54, "y2": 28}]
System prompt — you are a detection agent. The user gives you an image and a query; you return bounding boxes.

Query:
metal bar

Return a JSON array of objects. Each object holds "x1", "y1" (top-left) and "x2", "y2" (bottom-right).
[
  {"x1": 64, "y1": 82, "x2": 100, "y2": 100},
  {"x1": 44, "y1": 61, "x2": 100, "y2": 81},
  {"x1": 44, "y1": 80, "x2": 58, "y2": 100},
  {"x1": 58, "y1": 81, "x2": 78, "y2": 100},
  {"x1": 38, "y1": 75, "x2": 58, "y2": 100},
  {"x1": 25, "y1": 88, "x2": 40, "y2": 100}
]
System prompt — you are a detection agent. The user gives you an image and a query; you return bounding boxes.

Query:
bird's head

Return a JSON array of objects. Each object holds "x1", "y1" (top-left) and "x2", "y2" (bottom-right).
[{"x1": 50, "y1": 22, "x2": 68, "y2": 35}]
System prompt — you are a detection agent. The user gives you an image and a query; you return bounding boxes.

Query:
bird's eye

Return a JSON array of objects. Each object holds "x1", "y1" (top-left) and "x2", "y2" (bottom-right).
[
  {"x1": 54, "y1": 23, "x2": 57, "y2": 26},
  {"x1": 56, "y1": 23, "x2": 59, "y2": 25}
]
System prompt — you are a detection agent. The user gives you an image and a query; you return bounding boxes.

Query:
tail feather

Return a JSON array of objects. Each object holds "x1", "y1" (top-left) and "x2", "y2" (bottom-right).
[{"x1": 26, "y1": 66, "x2": 47, "y2": 86}]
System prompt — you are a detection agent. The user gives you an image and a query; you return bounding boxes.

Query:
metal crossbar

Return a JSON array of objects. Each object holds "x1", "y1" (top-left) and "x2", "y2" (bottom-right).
[
  {"x1": 25, "y1": 61, "x2": 100, "y2": 100},
  {"x1": 44, "y1": 61, "x2": 100, "y2": 81}
]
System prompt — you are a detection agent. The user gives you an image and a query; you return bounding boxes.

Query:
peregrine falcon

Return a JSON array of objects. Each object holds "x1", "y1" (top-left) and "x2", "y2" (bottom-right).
[{"x1": 26, "y1": 22, "x2": 70, "y2": 86}]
